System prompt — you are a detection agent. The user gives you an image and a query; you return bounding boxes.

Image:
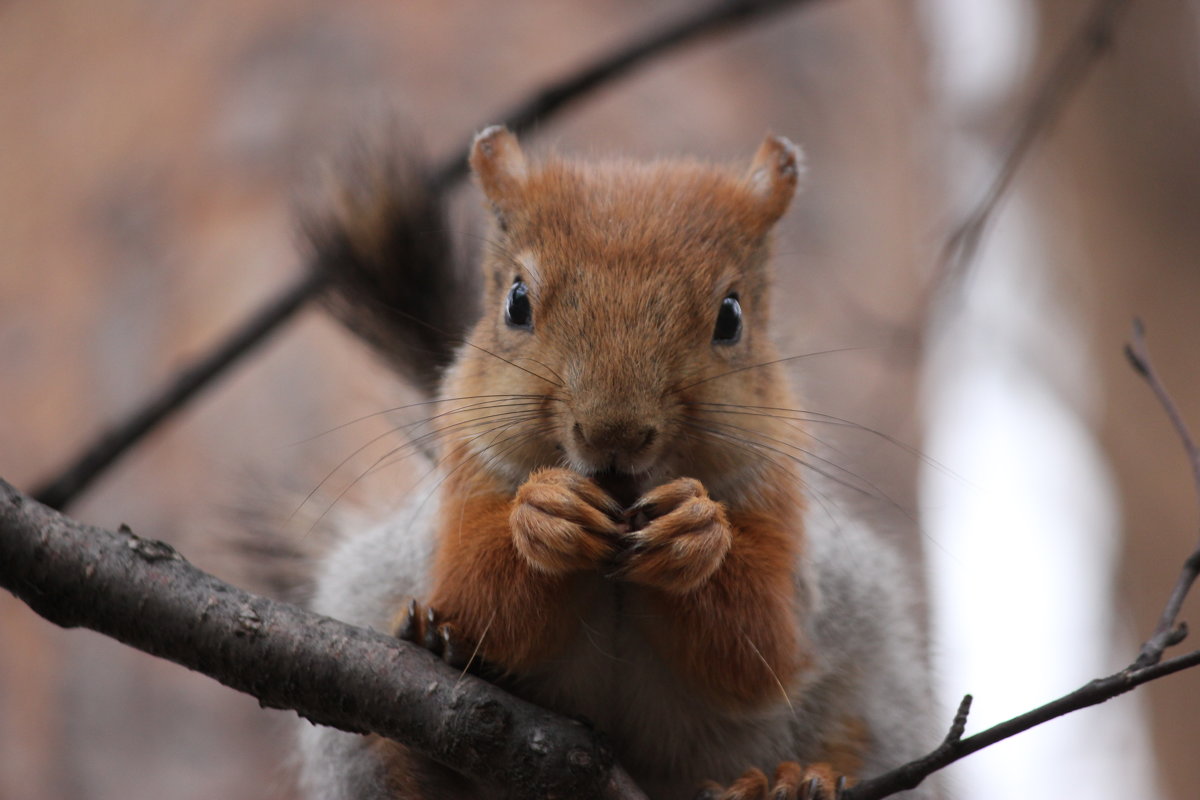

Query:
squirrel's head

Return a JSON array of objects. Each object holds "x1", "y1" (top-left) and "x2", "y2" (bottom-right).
[{"x1": 442, "y1": 126, "x2": 803, "y2": 506}]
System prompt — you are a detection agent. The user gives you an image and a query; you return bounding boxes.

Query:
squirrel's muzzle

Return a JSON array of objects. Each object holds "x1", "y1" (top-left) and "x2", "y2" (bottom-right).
[{"x1": 568, "y1": 416, "x2": 660, "y2": 477}]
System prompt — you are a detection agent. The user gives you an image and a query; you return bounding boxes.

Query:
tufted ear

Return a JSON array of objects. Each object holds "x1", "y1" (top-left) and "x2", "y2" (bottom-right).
[
  {"x1": 470, "y1": 125, "x2": 528, "y2": 229},
  {"x1": 744, "y1": 134, "x2": 804, "y2": 231}
]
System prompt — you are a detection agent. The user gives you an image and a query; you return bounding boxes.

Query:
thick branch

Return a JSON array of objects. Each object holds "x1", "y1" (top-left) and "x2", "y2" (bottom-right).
[
  {"x1": 0, "y1": 477, "x2": 647, "y2": 800},
  {"x1": 31, "y1": 0, "x2": 817, "y2": 513}
]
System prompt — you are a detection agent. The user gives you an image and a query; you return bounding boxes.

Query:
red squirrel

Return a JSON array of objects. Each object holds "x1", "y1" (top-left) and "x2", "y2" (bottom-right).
[{"x1": 297, "y1": 127, "x2": 940, "y2": 799}]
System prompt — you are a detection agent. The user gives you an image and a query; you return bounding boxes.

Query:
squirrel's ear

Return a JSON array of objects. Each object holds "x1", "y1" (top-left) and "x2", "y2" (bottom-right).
[
  {"x1": 744, "y1": 134, "x2": 804, "y2": 231},
  {"x1": 471, "y1": 125, "x2": 528, "y2": 227}
]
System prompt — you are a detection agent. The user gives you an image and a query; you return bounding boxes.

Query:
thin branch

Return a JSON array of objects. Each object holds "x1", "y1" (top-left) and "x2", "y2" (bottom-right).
[
  {"x1": 841, "y1": 650, "x2": 1200, "y2": 800},
  {"x1": 840, "y1": 320, "x2": 1200, "y2": 799},
  {"x1": 1124, "y1": 319, "x2": 1200, "y2": 669},
  {"x1": 31, "y1": 0, "x2": 818, "y2": 513},
  {"x1": 0, "y1": 476, "x2": 647, "y2": 800},
  {"x1": 931, "y1": 0, "x2": 1130, "y2": 299},
  {"x1": 1124, "y1": 319, "x2": 1200, "y2": 512}
]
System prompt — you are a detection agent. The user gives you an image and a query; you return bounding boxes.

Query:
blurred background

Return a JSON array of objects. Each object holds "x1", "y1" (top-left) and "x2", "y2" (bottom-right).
[{"x1": 1, "y1": 0, "x2": 1198, "y2": 798}]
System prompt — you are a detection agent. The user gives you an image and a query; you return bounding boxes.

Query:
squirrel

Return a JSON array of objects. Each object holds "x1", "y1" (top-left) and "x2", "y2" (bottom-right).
[{"x1": 296, "y1": 126, "x2": 941, "y2": 800}]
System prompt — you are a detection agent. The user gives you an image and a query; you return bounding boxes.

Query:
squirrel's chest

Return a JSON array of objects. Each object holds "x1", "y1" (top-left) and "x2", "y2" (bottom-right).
[
  {"x1": 512, "y1": 576, "x2": 649, "y2": 720},
  {"x1": 508, "y1": 577, "x2": 797, "y2": 796}
]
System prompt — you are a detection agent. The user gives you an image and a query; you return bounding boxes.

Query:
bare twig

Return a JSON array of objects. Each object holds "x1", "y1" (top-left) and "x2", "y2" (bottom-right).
[
  {"x1": 841, "y1": 321, "x2": 1200, "y2": 799},
  {"x1": 30, "y1": 0, "x2": 818, "y2": 512},
  {"x1": 931, "y1": 0, "x2": 1130, "y2": 299},
  {"x1": 1124, "y1": 319, "x2": 1200, "y2": 509},
  {"x1": 842, "y1": 649, "x2": 1200, "y2": 800},
  {"x1": 1124, "y1": 319, "x2": 1200, "y2": 669},
  {"x1": 0, "y1": 476, "x2": 649, "y2": 800}
]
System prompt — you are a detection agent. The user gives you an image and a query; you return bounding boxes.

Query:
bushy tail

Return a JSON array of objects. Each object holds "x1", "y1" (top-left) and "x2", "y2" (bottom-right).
[{"x1": 301, "y1": 134, "x2": 479, "y2": 397}]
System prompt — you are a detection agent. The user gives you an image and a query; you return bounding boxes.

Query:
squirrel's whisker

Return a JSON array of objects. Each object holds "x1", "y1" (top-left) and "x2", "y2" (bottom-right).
[
  {"x1": 290, "y1": 393, "x2": 550, "y2": 445},
  {"x1": 670, "y1": 347, "x2": 870, "y2": 395}
]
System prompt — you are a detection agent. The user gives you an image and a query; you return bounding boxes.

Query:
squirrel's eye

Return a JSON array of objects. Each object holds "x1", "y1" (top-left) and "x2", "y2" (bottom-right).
[
  {"x1": 505, "y1": 279, "x2": 533, "y2": 330},
  {"x1": 712, "y1": 293, "x2": 742, "y2": 344}
]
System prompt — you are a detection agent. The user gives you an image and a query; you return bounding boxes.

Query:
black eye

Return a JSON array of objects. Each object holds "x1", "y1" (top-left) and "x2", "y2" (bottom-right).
[
  {"x1": 505, "y1": 279, "x2": 532, "y2": 330},
  {"x1": 712, "y1": 293, "x2": 742, "y2": 344}
]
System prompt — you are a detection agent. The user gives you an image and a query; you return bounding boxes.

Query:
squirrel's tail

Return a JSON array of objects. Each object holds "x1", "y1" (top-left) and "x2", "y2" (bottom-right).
[{"x1": 301, "y1": 134, "x2": 479, "y2": 397}]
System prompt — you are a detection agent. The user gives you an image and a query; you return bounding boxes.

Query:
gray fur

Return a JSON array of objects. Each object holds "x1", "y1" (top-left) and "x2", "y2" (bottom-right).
[{"x1": 296, "y1": 503, "x2": 436, "y2": 800}]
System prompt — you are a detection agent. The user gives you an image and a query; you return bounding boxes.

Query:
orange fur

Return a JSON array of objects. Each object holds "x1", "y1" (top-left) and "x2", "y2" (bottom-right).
[
  {"x1": 636, "y1": 494, "x2": 806, "y2": 708},
  {"x1": 368, "y1": 736, "x2": 473, "y2": 800},
  {"x1": 410, "y1": 128, "x2": 837, "y2": 791},
  {"x1": 427, "y1": 464, "x2": 586, "y2": 671},
  {"x1": 816, "y1": 716, "x2": 869, "y2": 778},
  {"x1": 428, "y1": 134, "x2": 812, "y2": 695}
]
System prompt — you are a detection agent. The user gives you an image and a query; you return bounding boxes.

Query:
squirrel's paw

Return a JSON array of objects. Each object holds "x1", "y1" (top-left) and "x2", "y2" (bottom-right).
[
  {"x1": 392, "y1": 599, "x2": 488, "y2": 675},
  {"x1": 694, "y1": 762, "x2": 846, "y2": 800},
  {"x1": 618, "y1": 477, "x2": 732, "y2": 594},
  {"x1": 511, "y1": 468, "x2": 622, "y2": 575}
]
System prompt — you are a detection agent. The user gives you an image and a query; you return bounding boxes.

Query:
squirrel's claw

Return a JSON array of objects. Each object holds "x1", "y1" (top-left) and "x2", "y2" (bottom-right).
[
  {"x1": 393, "y1": 598, "x2": 451, "y2": 655},
  {"x1": 422, "y1": 606, "x2": 441, "y2": 653},
  {"x1": 618, "y1": 477, "x2": 732, "y2": 594},
  {"x1": 698, "y1": 762, "x2": 844, "y2": 800},
  {"x1": 394, "y1": 598, "x2": 422, "y2": 643},
  {"x1": 392, "y1": 599, "x2": 488, "y2": 675}
]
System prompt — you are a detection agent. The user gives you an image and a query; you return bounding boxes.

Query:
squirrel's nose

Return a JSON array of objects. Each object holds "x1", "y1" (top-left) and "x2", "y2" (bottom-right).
[{"x1": 572, "y1": 420, "x2": 658, "y2": 462}]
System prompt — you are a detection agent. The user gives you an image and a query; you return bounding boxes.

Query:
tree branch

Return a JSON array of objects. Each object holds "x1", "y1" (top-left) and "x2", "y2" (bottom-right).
[
  {"x1": 842, "y1": 650, "x2": 1200, "y2": 799},
  {"x1": 30, "y1": 0, "x2": 819, "y2": 513},
  {"x1": 1124, "y1": 319, "x2": 1200, "y2": 670},
  {"x1": 0, "y1": 476, "x2": 648, "y2": 800}
]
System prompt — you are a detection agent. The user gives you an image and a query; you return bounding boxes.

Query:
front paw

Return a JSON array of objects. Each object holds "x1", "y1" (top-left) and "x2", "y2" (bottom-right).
[
  {"x1": 695, "y1": 762, "x2": 847, "y2": 800},
  {"x1": 618, "y1": 478, "x2": 731, "y2": 594},
  {"x1": 510, "y1": 467, "x2": 623, "y2": 575}
]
